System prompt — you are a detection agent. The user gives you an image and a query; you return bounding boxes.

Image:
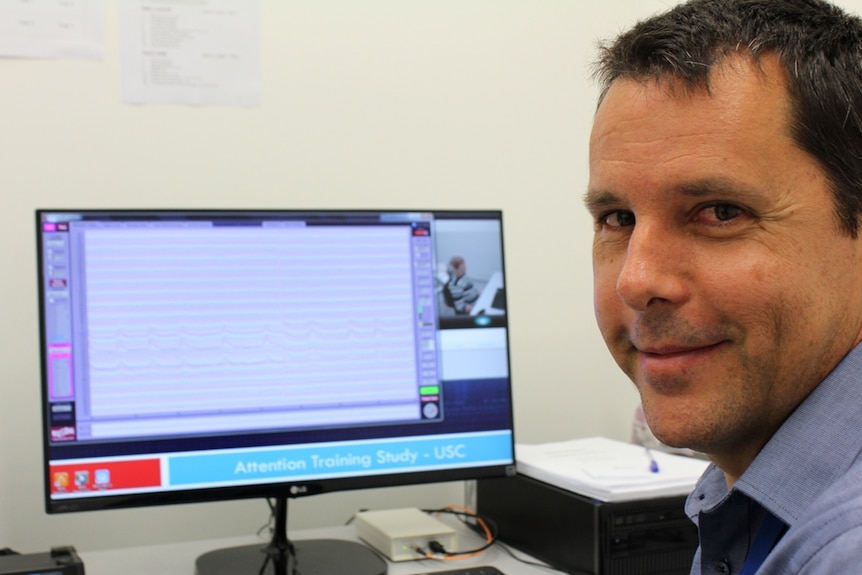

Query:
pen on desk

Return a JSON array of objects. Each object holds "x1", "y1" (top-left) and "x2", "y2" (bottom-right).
[{"x1": 645, "y1": 448, "x2": 660, "y2": 473}]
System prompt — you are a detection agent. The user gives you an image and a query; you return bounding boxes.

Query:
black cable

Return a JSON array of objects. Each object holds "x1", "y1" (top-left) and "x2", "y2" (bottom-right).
[
  {"x1": 419, "y1": 506, "x2": 583, "y2": 574},
  {"x1": 343, "y1": 508, "x2": 370, "y2": 526},
  {"x1": 419, "y1": 507, "x2": 499, "y2": 556},
  {"x1": 256, "y1": 498, "x2": 276, "y2": 537}
]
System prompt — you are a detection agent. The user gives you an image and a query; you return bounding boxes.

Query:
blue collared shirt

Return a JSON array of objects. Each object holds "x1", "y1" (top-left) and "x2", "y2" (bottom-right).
[{"x1": 685, "y1": 344, "x2": 862, "y2": 575}]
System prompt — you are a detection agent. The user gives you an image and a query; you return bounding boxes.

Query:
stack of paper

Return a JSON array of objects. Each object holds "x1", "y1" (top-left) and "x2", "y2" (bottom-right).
[{"x1": 516, "y1": 436, "x2": 710, "y2": 502}]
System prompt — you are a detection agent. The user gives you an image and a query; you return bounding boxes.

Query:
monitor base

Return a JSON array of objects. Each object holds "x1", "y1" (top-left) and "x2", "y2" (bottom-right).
[
  {"x1": 196, "y1": 497, "x2": 386, "y2": 575},
  {"x1": 196, "y1": 538, "x2": 387, "y2": 575}
]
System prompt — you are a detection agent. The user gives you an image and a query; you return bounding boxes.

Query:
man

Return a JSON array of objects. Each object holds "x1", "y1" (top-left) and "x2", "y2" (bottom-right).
[
  {"x1": 443, "y1": 255, "x2": 480, "y2": 314},
  {"x1": 585, "y1": 0, "x2": 862, "y2": 572}
]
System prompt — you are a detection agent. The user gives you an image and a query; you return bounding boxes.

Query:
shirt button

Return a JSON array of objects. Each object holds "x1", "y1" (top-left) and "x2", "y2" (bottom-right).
[{"x1": 714, "y1": 561, "x2": 731, "y2": 574}]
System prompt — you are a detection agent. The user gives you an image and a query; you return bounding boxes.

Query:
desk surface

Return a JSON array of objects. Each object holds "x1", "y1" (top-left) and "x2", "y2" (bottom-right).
[{"x1": 80, "y1": 521, "x2": 558, "y2": 575}]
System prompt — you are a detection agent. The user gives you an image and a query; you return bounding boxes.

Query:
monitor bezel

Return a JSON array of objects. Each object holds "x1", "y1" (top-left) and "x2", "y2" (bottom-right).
[{"x1": 36, "y1": 208, "x2": 516, "y2": 514}]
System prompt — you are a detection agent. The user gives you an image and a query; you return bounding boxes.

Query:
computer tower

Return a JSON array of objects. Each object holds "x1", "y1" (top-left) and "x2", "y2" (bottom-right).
[{"x1": 477, "y1": 475, "x2": 698, "y2": 575}]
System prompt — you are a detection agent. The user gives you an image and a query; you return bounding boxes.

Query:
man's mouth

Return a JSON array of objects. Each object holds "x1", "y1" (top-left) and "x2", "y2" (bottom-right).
[{"x1": 636, "y1": 341, "x2": 727, "y2": 377}]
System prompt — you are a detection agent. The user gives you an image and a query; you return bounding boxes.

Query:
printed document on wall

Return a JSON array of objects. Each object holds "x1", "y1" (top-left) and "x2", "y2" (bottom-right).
[
  {"x1": 120, "y1": 0, "x2": 260, "y2": 107},
  {"x1": 0, "y1": 0, "x2": 103, "y2": 60}
]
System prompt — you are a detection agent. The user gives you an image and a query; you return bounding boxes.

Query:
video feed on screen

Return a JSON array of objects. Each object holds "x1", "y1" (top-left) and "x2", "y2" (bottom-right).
[{"x1": 433, "y1": 218, "x2": 506, "y2": 329}]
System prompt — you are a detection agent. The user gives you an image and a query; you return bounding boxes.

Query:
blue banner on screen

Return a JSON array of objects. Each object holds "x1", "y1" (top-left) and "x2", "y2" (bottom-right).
[{"x1": 168, "y1": 431, "x2": 513, "y2": 486}]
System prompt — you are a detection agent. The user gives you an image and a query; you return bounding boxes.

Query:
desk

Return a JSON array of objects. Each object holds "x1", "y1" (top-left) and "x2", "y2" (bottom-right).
[{"x1": 80, "y1": 520, "x2": 557, "y2": 575}]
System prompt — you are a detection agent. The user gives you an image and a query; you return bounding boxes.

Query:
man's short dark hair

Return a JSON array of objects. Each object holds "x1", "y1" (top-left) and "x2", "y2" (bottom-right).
[{"x1": 594, "y1": 0, "x2": 862, "y2": 237}]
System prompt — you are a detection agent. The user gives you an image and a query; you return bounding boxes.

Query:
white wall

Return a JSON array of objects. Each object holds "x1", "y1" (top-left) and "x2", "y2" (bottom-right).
[{"x1": 4, "y1": 0, "x2": 859, "y2": 555}]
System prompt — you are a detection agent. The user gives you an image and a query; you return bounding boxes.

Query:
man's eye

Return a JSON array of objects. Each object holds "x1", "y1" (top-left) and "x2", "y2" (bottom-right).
[
  {"x1": 698, "y1": 203, "x2": 745, "y2": 224},
  {"x1": 603, "y1": 210, "x2": 635, "y2": 228},
  {"x1": 713, "y1": 204, "x2": 742, "y2": 221}
]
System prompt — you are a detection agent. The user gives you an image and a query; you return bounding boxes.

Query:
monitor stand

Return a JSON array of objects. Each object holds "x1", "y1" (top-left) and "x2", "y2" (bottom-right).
[{"x1": 195, "y1": 496, "x2": 387, "y2": 575}]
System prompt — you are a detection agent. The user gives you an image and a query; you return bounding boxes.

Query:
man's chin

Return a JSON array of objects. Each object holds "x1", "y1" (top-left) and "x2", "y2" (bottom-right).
[
  {"x1": 639, "y1": 406, "x2": 706, "y2": 451},
  {"x1": 651, "y1": 430, "x2": 696, "y2": 450}
]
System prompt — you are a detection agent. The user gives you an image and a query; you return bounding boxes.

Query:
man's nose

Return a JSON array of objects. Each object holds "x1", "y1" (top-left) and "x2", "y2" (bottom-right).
[{"x1": 615, "y1": 223, "x2": 690, "y2": 311}]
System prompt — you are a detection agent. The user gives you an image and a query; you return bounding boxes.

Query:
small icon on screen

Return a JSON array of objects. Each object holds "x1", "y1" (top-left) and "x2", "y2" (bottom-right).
[
  {"x1": 53, "y1": 472, "x2": 69, "y2": 490},
  {"x1": 95, "y1": 469, "x2": 111, "y2": 486},
  {"x1": 50, "y1": 426, "x2": 76, "y2": 442},
  {"x1": 75, "y1": 471, "x2": 89, "y2": 489}
]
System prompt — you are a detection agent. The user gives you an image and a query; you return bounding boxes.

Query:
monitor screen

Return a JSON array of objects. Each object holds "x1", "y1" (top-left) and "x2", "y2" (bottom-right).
[{"x1": 36, "y1": 209, "x2": 516, "y2": 519}]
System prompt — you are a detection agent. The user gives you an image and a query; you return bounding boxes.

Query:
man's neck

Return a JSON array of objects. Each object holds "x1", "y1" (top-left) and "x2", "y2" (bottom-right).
[{"x1": 710, "y1": 442, "x2": 768, "y2": 489}]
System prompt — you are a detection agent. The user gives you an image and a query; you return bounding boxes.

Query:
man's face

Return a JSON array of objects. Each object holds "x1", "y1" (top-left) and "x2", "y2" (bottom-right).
[{"x1": 587, "y1": 55, "x2": 862, "y2": 472}]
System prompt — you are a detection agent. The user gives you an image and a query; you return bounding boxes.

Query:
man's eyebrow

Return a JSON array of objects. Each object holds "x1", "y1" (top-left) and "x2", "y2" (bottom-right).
[
  {"x1": 678, "y1": 179, "x2": 742, "y2": 197},
  {"x1": 583, "y1": 178, "x2": 762, "y2": 214},
  {"x1": 678, "y1": 178, "x2": 765, "y2": 203},
  {"x1": 583, "y1": 190, "x2": 622, "y2": 215}
]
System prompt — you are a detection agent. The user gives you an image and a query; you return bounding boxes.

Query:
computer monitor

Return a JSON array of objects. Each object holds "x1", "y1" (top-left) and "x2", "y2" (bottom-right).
[{"x1": 36, "y1": 209, "x2": 516, "y2": 575}]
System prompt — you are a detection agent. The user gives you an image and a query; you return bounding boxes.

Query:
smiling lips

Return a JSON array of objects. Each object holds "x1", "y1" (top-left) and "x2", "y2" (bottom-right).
[{"x1": 636, "y1": 341, "x2": 727, "y2": 377}]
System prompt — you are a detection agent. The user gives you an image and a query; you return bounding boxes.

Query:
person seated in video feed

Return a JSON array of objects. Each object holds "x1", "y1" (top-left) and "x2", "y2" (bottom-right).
[{"x1": 442, "y1": 255, "x2": 480, "y2": 315}]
